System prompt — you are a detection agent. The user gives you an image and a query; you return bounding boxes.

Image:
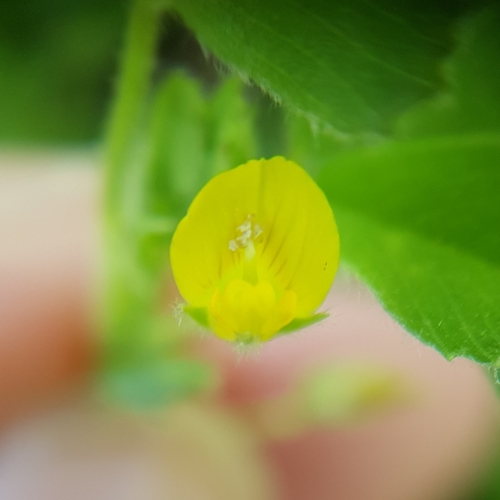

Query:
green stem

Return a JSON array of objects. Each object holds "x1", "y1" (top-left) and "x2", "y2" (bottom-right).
[
  {"x1": 104, "y1": 0, "x2": 161, "y2": 218},
  {"x1": 101, "y1": 0, "x2": 161, "y2": 360}
]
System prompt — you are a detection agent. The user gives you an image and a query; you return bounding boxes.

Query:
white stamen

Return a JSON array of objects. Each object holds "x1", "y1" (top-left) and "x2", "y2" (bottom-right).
[
  {"x1": 245, "y1": 241, "x2": 256, "y2": 260},
  {"x1": 236, "y1": 229, "x2": 252, "y2": 244},
  {"x1": 238, "y1": 220, "x2": 252, "y2": 233}
]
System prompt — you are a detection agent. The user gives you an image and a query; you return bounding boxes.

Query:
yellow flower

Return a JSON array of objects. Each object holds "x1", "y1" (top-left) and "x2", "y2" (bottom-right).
[{"x1": 170, "y1": 157, "x2": 339, "y2": 343}]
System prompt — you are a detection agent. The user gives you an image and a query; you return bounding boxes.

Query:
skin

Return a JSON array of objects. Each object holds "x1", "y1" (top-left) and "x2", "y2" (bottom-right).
[{"x1": 0, "y1": 156, "x2": 499, "y2": 499}]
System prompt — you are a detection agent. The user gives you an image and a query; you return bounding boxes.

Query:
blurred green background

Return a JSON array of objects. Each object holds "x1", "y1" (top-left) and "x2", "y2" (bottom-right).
[
  {"x1": 0, "y1": 0, "x2": 224, "y2": 146},
  {"x1": 0, "y1": 0, "x2": 123, "y2": 144}
]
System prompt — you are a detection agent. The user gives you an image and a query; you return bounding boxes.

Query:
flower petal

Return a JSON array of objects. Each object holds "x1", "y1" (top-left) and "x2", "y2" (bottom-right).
[
  {"x1": 254, "y1": 158, "x2": 339, "y2": 316},
  {"x1": 170, "y1": 161, "x2": 261, "y2": 306},
  {"x1": 170, "y1": 157, "x2": 339, "y2": 325}
]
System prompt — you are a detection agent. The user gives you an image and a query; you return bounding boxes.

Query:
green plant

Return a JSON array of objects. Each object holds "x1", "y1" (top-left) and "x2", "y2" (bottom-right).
[{"x1": 101, "y1": 0, "x2": 500, "y2": 392}]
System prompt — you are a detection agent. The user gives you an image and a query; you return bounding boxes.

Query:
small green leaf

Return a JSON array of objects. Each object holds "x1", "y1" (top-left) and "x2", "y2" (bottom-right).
[
  {"x1": 172, "y1": 0, "x2": 477, "y2": 134},
  {"x1": 318, "y1": 135, "x2": 500, "y2": 364},
  {"x1": 146, "y1": 72, "x2": 255, "y2": 224},
  {"x1": 279, "y1": 313, "x2": 329, "y2": 334},
  {"x1": 184, "y1": 306, "x2": 328, "y2": 336},
  {"x1": 184, "y1": 306, "x2": 209, "y2": 328},
  {"x1": 147, "y1": 72, "x2": 207, "y2": 221},
  {"x1": 204, "y1": 77, "x2": 256, "y2": 180}
]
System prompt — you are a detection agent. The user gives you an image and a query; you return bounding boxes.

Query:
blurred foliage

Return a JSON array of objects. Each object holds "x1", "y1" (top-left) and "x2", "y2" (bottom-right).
[
  {"x1": 0, "y1": 1, "x2": 222, "y2": 145},
  {"x1": 0, "y1": 0, "x2": 125, "y2": 144},
  {"x1": 147, "y1": 74, "x2": 255, "y2": 225}
]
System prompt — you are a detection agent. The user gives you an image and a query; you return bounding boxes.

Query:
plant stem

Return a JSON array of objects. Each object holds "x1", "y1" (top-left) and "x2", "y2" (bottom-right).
[
  {"x1": 104, "y1": 0, "x2": 161, "y2": 218},
  {"x1": 101, "y1": 0, "x2": 161, "y2": 359}
]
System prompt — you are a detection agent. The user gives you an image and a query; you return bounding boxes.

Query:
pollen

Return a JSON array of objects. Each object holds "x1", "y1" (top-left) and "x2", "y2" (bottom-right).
[{"x1": 229, "y1": 214, "x2": 263, "y2": 252}]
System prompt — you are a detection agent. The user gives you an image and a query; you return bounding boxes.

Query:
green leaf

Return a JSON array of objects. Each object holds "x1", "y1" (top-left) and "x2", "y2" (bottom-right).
[
  {"x1": 318, "y1": 135, "x2": 500, "y2": 364},
  {"x1": 171, "y1": 0, "x2": 477, "y2": 134},
  {"x1": 397, "y1": 4, "x2": 500, "y2": 138}
]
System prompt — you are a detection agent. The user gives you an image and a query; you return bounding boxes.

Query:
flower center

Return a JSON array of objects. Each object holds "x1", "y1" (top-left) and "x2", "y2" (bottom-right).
[
  {"x1": 229, "y1": 214, "x2": 262, "y2": 262},
  {"x1": 204, "y1": 214, "x2": 296, "y2": 342},
  {"x1": 208, "y1": 279, "x2": 297, "y2": 343}
]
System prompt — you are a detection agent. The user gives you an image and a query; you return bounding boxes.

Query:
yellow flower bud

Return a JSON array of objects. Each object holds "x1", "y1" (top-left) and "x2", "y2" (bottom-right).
[{"x1": 170, "y1": 157, "x2": 339, "y2": 343}]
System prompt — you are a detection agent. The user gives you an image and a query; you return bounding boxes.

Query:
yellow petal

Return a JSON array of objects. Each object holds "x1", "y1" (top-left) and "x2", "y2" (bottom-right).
[
  {"x1": 170, "y1": 161, "x2": 261, "y2": 307},
  {"x1": 208, "y1": 279, "x2": 298, "y2": 342},
  {"x1": 254, "y1": 157, "x2": 339, "y2": 316},
  {"x1": 170, "y1": 157, "x2": 339, "y2": 342}
]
